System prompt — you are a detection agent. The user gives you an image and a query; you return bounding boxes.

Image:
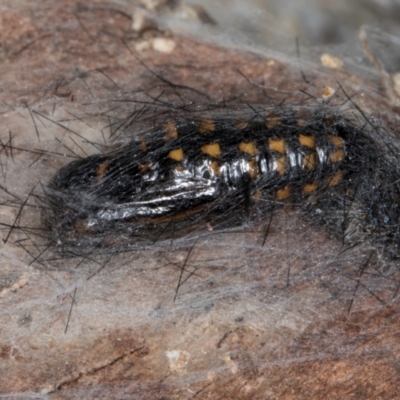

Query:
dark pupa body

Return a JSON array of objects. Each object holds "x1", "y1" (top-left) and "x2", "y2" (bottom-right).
[{"x1": 42, "y1": 108, "x2": 400, "y2": 257}]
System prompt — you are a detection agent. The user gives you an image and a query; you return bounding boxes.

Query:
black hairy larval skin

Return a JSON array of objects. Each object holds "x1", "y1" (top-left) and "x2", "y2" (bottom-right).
[{"x1": 41, "y1": 109, "x2": 400, "y2": 257}]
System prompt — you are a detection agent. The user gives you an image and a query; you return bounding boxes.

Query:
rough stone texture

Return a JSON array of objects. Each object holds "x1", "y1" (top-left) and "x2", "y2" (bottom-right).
[{"x1": 1, "y1": 1, "x2": 400, "y2": 399}]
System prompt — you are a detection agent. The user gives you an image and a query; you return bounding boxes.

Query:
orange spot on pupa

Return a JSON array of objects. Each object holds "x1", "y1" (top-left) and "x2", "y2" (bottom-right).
[
  {"x1": 163, "y1": 122, "x2": 179, "y2": 141},
  {"x1": 138, "y1": 162, "x2": 151, "y2": 174},
  {"x1": 201, "y1": 143, "x2": 221, "y2": 158},
  {"x1": 248, "y1": 159, "x2": 258, "y2": 178},
  {"x1": 95, "y1": 160, "x2": 110, "y2": 180},
  {"x1": 198, "y1": 118, "x2": 215, "y2": 134},
  {"x1": 168, "y1": 148, "x2": 184, "y2": 162},
  {"x1": 329, "y1": 149, "x2": 345, "y2": 163},
  {"x1": 299, "y1": 134, "x2": 315, "y2": 149},
  {"x1": 276, "y1": 156, "x2": 286, "y2": 175},
  {"x1": 252, "y1": 189, "x2": 262, "y2": 202},
  {"x1": 139, "y1": 137, "x2": 148, "y2": 152},
  {"x1": 328, "y1": 135, "x2": 344, "y2": 147},
  {"x1": 303, "y1": 153, "x2": 317, "y2": 170},
  {"x1": 276, "y1": 185, "x2": 291, "y2": 200},
  {"x1": 265, "y1": 114, "x2": 281, "y2": 129},
  {"x1": 303, "y1": 181, "x2": 318, "y2": 194},
  {"x1": 239, "y1": 142, "x2": 257, "y2": 156},
  {"x1": 268, "y1": 138, "x2": 286, "y2": 154},
  {"x1": 327, "y1": 170, "x2": 343, "y2": 186}
]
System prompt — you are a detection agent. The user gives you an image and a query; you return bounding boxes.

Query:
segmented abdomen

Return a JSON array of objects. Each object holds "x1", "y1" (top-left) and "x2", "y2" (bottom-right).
[{"x1": 44, "y1": 110, "x2": 390, "y2": 253}]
